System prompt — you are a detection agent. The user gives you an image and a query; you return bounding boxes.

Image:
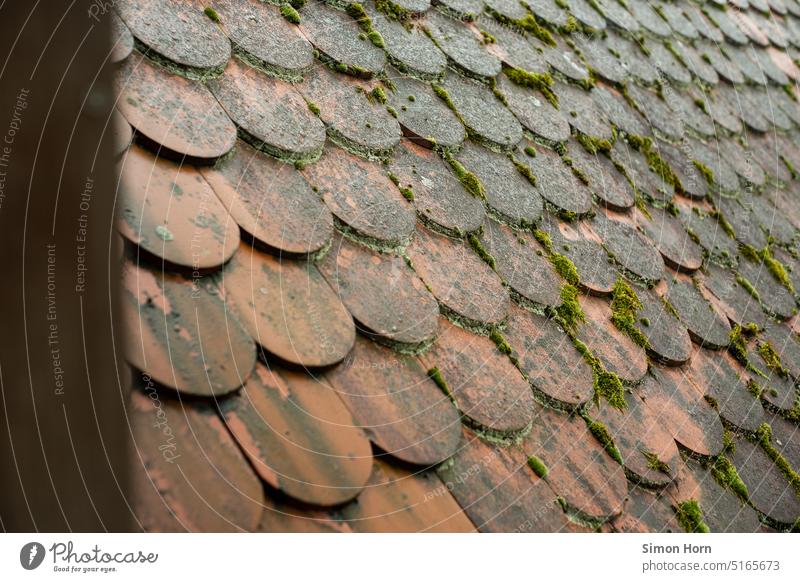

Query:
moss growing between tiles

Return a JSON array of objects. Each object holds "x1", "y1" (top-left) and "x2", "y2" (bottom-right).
[
  {"x1": 711, "y1": 455, "x2": 750, "y2": 503},
  {"x1": 533, "y1": 229, "x2": 553, "y2": 251},
  {"x1": 549, "y1": 254, "x2": 579, "y2": 286},
  {"x1": 735, "y1": 274, "x2": 760, "y2": 302},
  {"x1": 586, "y1": 419, "x2": 623, "y2": 464},
  {"x1": 626, "y1": 134, "x2": 681, "y2": 191},
  {"x1": 610, "y1": 279, "x2": 650, "y2": 349},
  {"x1": 572, "y1": 338, "x2": 626, "y2": 411},
  {"x1": 675, "y1": 499, "x2": 710, "y2": 533},
  {"x1": 524, "y1": 145, "x2": 537, "y2": 157},
  {"x1": 503, "y1": 66, "x2": 558, "y2": 108},
  {"x1": 728, "y1": 324, "x2": 759, "y2": 371},
  {"x1": 387, "y1": 172, "x2": 414, "y2": 201},
  {"x1": 693, "y1": 160, "x2": 715, "y2": 186},
  {"x1": 203, "y1": 6, "x2": 220, "y2": 22},
  {"x1": 511, "y1": 157, "x2": 537, "y2": 187},
  {"x1": 490, "y1": 330, "x2": 513, "y2": 357},
  {"x1": 307, "y1": 101, "x2": 321, "y2": 115},
  {"x1": 710, "y1": 210, "x2": 736, "y2": 239},
  {"x1": 468, "y1": 234, "x2": 497, "y2": 270},
  {"x1": 754, "y1": 423, "x2": 800, "y2": 497},
  {"x1": 527, "y1": 455, "x2": 549, "y2": 479},
  {"x1": 386, "y1": 105, "x2": 398, "y2": 118},
  {"x1": 757, "y1": 341, "x2": 789, "y2": 377},
  {"x1": 347, "y1": 3, "x2": 385, "y2": 48},
  {"x1": 427, "y1": 367, "x2": 455, "y2": 402},
  {"x1": 370, "y1": 86, "x2": 388, "y2": 104},
  {"x1": 488, "y1": 10, "x2": 556, "y2": 46},
  {"x1": 441, "y1": 150, "x2": 486, "y2": 200},
  {"x1": 575, "y1": 132, "x2": 612, "y2": 155},
  {"x1": 746, "y1": 246, "x2": 796, "y2": 293},
  {"x1": 280, "y1": 4, "x2": 301, "y2": 24},
  {"x1": 374, "y1": 0, "x2": 412, "y2": 23},
  {"x1": 556, "y1": 284, "x2": 585, "y2": 333},
  {"x1": 480, "y1": 29, "x2": 496, "y2": 44},
  {"x1": 641, "y1": 450, "x2": 671, "y2": 475}
]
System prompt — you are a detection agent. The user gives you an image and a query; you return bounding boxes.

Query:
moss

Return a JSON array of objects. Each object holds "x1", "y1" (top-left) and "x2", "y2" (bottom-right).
[
  {"x1": 693, "y1": 160, "x2": 714, "y2": 186},
  {"x1": 442, "y1": 149, "x2": 486, "y2": 200},
  {"x1": 560, "y1": 14, "x2": 579, "y2": 34},
  {"x1": 524, "y1": 145, "x2": 537, "y2": 157},
  {"x1": 293, "y1": 159, "x2": 306, "y2": 171},
  {"x1": 711, "y1": 455, "x2": 750, "y2": 503},
  {"x1": 280, "y1": 4, "x2": 301, "y2": 24},
  {"x1": 489, "y1": 10, "x2": 556, "y2": 46},
  {"x1": 639, "y1": 317, "x2": 650, "y2": 327},
  {"x1": 575, "y1": 132, "x2": 612, "y2": 155},
  {"x1": 370, "y1": 86, "x2": 387, "y2": 104},
  {"x1": 503, "y1": 66, "x2": 558, "y2": 108},
  {"x1": 641, "y1": 450, "x2": 671, "y2": 475},
  {"x1": 307, "y1": 101, "x2": 320, "y2": 115},
  {"x1": 334, "y1": 62, "x2": 348, "y2": 73},
  {"x1": 490, "y1": 330, "x2": 513, "y2": 356},
  {"x1": 427, "y1": 367, "x2": 455, "y2": 402},
  {"x1": 595, "y1": 370, "x2": 626, "y2": 411},
  {"x1": 757, "y1": 341, "x2": 789, "y2": 377},
  {"x1": 761, "y1": 247, "x2": 795, "y2": 293},
  {"x1": 627, "y1": 134, "x2": 681, "y2": 192},
  {"x1": 675, "y1": 499, "x2": 710, "y2": 533},
  {"x1": 387, "y1": 172, "x2": 413, "y2": 201},
  {"x1": 527, "y1": 455, "x2": 549, "y2": 479},
  {"x1": 367, "y1": 30, "x2": 385, "y2": 48},
  {"x1": 556, "y1": 284, "x2": 585, "y2": 333},
  {"x1": 347, "y1": 4, "x2": 385, "y2": 48},
  {"x1": 511, "y1": 157, "x2": 537, "y2": 187},
  {"x1": 289, "y1": 0, "x2": 305, "y2": 7},
  {"x1": 533, "y1": 229, "x2": 552, "y2": 251},
  {"x1": 754, "y1": 423, "x2": 800, "y2": 497},
  {"x1": 735, "y1": 274, "x2": 760, "y2": 302},
  {"x1": 386, "y1": 105, "x2": 398, "y2": 118},
  {"x1": 729, "y1": 324, "x2": 757, "y2": 369},
  {"x1": 550, "y1": 254, "x2": 579, "y2": 286},
  {"x1": 374, "y1": 0, "x2": 412, "y2": 23},
  {"x1": 203, "y1": 6, "x2": 220, "y2": 22},
  {"x1": 468, "y1": 234, "x2": 497, "y2": 270},
  {"x1": 586, "y1": 419, "x2": 623, "y2": 464},
  {"x1": 710, "y1": 210, "x2": 736, "y2": 239},
  {"x1": 480, "y1": 29, "x2": 496, "y2": 44},
  {"x1": 610, "y1": 278, "x2": 650, "y2": 349}
]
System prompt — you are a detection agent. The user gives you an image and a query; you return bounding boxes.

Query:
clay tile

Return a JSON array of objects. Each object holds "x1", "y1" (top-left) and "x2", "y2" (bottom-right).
[
  {"x1": 371, "y1": 13, "x2": 446, "y2": 80},
  {"x1": 406, "y1": 225, "x2": 509, "y2": 330},
  {"x1": 556, "y1": 81, "x2": 613, "y2": 141},
  {"x1": 326, "y1": 335, "x2": 463, "y2": 466},
  {"x1": 706, "y1": 6, "x2": 749, "y2": 45},
  {"x1": 637, "y1": 206, "x2": 703, "y2": 272},
  {"x1": 110, "y1": 12, "x2": 134, "y2": 64},
  {"x1": 572, "y1": 35, "x2": 627, "y2": 84},
  {"x1": 130, "y1": 384, "x2": 264, "y2": 531},
  {"x1": 115, "y1": 54, "x2": 237, "y2": 162},
  {"x1": 626, "y1": 84, "x2": 684, "y2": 142},
  {"x1": 561, "y1": 0, "x2": 607, "y2": 31},
  {"x1": 496, "y1": 74, "x2": 570, "y2": 146},
  {"x1": 220, "y1": 242, "x2": 356, "y2": 367},
  {"x1": 633, "y1": 286, "x2": 693, "y2": 366},
  {"x1": 762, "y1": 322, "x2": 800, "y2": 380},
  {"x1": 116, "y1": 0, "x2": 231, "y2": 78},
  {"x1": 627, "y1": 0, "x2": 671, "y2": 37},
  {"x1": 648, "y1": 41, "x2": 692, "y2": 86},
  {"x1": 611, "y1": 140, "x2": 672, "y2": 204},
  {"x1": 388, "y1": 140, "x2": 484, "y2": 236},
  {"x1": 591, "y1": 211, "x2": 666, "y2": 286},
  {"x1": 299, "y1": 1, "x2": 386, "y2": 77},
  {"x1": 593, "y1": 0, "x2": 640, "y2": 33},
  {"x1": 666, "y1": 278, "x2": 731, "y2": 350},
  {"x1": 481, "y1": 18, "x2": 549, "y2": 75},
  {"x1": 542, "y1": 37, "x2": 592, "y2": 85},
  {"x1": 423, "y1": 10, "x2": 501, "y2": 79},
  {"x1": 546, "y1": 223, "x2": 619, "y2": 296},
  {"x1": 318, "y1": 234, "x2": 439, "y2": 349},
  {"x1": 591, "y1": 84, "x2": 649, "y2": 138},
  {"x1": 218, "y1": 362, "x2": 373, "y2": 506},
  {"x1": 118, "y1": 145, "x2": 239, "y2": 270},
  {"x1": 419, "y1": 318, "x2": 536, "y2": 435},
  {"x1": 302, "y1": 143, "x2": 416, "y2": 247},
  {"x1": 701, "y1": 263, "x2": 768, "y2": 328},
  {"x1": 432, "y1": 0, "x2": 483, "y2": 21},
  {"x1": 605, "y1": 33, "x2": 658, "y2": 85},
  {"x1": 697, "y1": 41, "x2": 745, "y2": 84},
  {"x1": 214, "y1": 0, "x2": 313, "y2": 81},
  {"x1": 200, "y1": 140, "x2": 333, "y2": 257},
  {"x1": 207, "y1": 57, "x2": 326, "y2": 163},
  {"x1": 121, "y1": 260, "x2": 256, "y2": 396},
  {"x1": 678, "y1": 209, "x2": 737, "y2": 265},
  {"x1": 503, "y1": 304, "x2": 595, "y2": 409},
  {"x1": 612, "y1": 485, "x2": 680, "y2": 532},
  {"x1": 566, "y1": 138, "x2": 635, "y2": 211},
  {"x1": 658, "y1": 2, "x2": 698, "y2": 40},
  {"x1": 685, "y1": 4, "x2": 724, "y2": 44},
  {"x1": 736, "y1": 255, "x2": 796, "y2": 320},
  {"x1": 522, "y1": 140, "x2": 593, "y2": 217}
]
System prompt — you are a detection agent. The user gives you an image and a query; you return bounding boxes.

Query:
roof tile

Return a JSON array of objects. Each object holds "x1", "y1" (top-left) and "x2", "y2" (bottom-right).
[
  {"x1": 566, "y1": 140, "x2": 635, "y2": 211},
  {"x1": 611, "y1": 485, "x2": 680, "y2": 532},
  {"x1": 110, "y1": 11, "x2": 134, "y2": 64},
  {"x1": 522, "y1": 140, "x2": 593, "y2": 216},
  {"x1": 591, "y1": 211, "x2": 666, "y2": 286},
  {"x1": 701, "y1": 262, "x2": 768, "y2": 328},
  {"x1": 496, "y1": 74, "x2": 571, "y2": 145},
  {"x1": 572, "y1": 35, "x2": 627, "y2": 85},
  {"x1": 423, "y1": 11, "x2": 501, "y2": 79},
  {"x1": 638, "y1": 206, "x2": 703, "y2": 272},
  {"x1": 634, "y1": 287, "x2": 693, "y2": 365},
  {"x1": 556, "y1": 81, "x2": 613, "y2": 141},
  {"x1": 546, "y1": 222, "x2": 618, "y2": 295},
  {"x1": 371, "y1": 11, "x2": 447, "y2": 79},
  {"x1": 666, "y1": 278, "x2": 731, "y2": 350}
]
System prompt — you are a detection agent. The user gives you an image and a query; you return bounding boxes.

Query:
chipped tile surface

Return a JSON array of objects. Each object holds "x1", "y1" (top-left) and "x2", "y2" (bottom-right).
[{"x1": 118, "y1": 0, "x2": 800, "y2": 531}]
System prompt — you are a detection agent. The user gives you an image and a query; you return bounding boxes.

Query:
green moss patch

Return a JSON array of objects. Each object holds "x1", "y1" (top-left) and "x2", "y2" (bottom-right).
[
  {"x1": 468, "y1": 234, "x2": 497, "y2": 270},
  {"x1": 533, "y1": 229, "x2": 552, "y2": 251},
  {"x1": 610, "y1": 278, "x2": 650, "y2": 349},
  {"x1": 280, "y1": 4, "x2": 301, "y2": 24},
  {"x1": 503, "y1": 66, "x2": 558, "y2": 108},
  {"x1": 675, "y1": 499, "x2": 710, "y2": 533},
  {"x1": 203, "y1": 6, "x2": 220, "y2": 22},
  {"x1": 347, "y1": 3, "x2": 385, "y2": 48},
  {"x1": 693, "y1": 160, "x2": 714, "y2": 186},
  {"x1": 586, "y1": 419, "x2": 623, "y2": 464},
  {"x1": 626, "y1": 134, "x2": 681, "y2": 192},
  {"x1": 441, "y1": 149, "x2": 486, "y2": 200},
  {"x1": 307, "y1": 101, "x2": 320, "y2": 115},
  {"x1": 757, "y1": 341, "x2": 789, "y2": 377},
  {"x1": 575, "y1": 132, "x2": 612, "y2": 155},
  {"x1": 711, "y1": 454, "x2": 750, "y2": 503},
  {"x1": 550, "y1": 254, "x2": 579, "y2": 286},
  {"x1": 427, "y1": 367, "x2": 455, "y2": 402},
  {"x1": 735, "y1": 274, "x2": 760, "y2": 302},
  {"x1": 527, "y1": 455, "x2": 549, "y2": 479},
  {"x1": 556, "y1": 284, "x2": 585, "y2": 333},
  {"x1": 641, "y1": 450, "x2": 671, "y2": 475},
  {"x1": 754, "y1": 423, "x2": 800, "y2": 497}
]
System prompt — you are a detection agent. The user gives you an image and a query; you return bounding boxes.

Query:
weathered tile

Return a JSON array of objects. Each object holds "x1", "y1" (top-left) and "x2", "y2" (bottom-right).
[
  {"x1": 606, "y1": 33, "x2": 658, "y2": 85},
  {"x1": 523, "y1": 140, "x2": 593, "y2": 217},
  {"x1": 432, "y1": 0, "x2": 483, "y2": 20},
  {"x1": 220, "y1": 243, "x2": 355, "y2": 367},
  {"x1": 481, "y1": 18, "x2": 549, "y2": 75},
  {"x1": 670, "y1": 39, "x2": 719, "y2": 86},
  {"x1": 626, "y1": 84, "x2": 684, "y2": 142},
  {"x1": 419, "y1": 318, "x2": 535, "y2": 435},
  {"x1": 122, "y1": 261, "x2": 256, "y2": 396},
  {"x1": 566, "y1": 140, "x2": 634, "y2": 211},
  {"x1": 497, "y1": 74, "x2": 570, "y2": 146},
  {"x1": 762, "y1": 322, "x2": 800, "y2": 380},
  {"x1": 303, "y1": 143, "x2": 416, "y2": 247},
  {"x1": 747, "y1": 344, "x2": 799, "y2": 416},
  {"x1": 116, "y1": 0, "x2": 231, "y2": 77},
  {"x1": 503, "y1": 305, "x2": 595, "y2": 409},
  {"x1": 130, "y1": 386, "x2": 263, "y2": 532},
  {"x1": 556, "y1": 81, "x2": 613, "y2": 142},
  {"x1": 697, "y1": 41, "x2": 745, "y2": 84},
  {"x1": 612, "y1": 486, "x2": 680, "y2": 532},
  {"x1": 524, "y1": 0, "x2": 569, "y2": 27},
  {"x1": 542, "y1": 36, "x2": 592, "y2": 85},
  {"x1": 116, "y1": 54, "x2": 237, "y2": 161},
  {"x1": 572, "y1": 35, "x2": 627, "y2": 84},
  {"x1": 655, "y1": 139, "x2": 709, "y2": 200},
  {"x1": 718, "y1": 137, "x2": 766, "y2": 189},
  {"x1": 207, "y1": 58, "x2": 326, "y2": 163},
  {"x1": 685, "y1": 4, "x2": 724, "y2": 43},
  {"x1": 299, "y1": 1, "x2": 386, "y2": 76},
  {"x1": 458, "y1": 141, "x2": 543, "y2": 227},
  {"x1": 423, "y1": 10, "x2": 500, "y2": 79},
  {"x1": 370, "y1": 7, "x2": 447, "y2": 79},
  {"x1": 701, "y1": 263, "x2": 768, "y2": 328},
  {"x1": 110, "y1": 11, "x2": 134, "y2": 64},
  {"x1": 593, "y1": 0, "x2": 640, "y2": 34},
  {"x1": 591, "y1": 212, "x2": 665, "y2": 286},
  {"x1": 611, "y1": 140, "x2": 671, "y2": 204},
  {"x1": 627, "y1": 0, "x2": 671, "y2": 37},
  {"x1": 666, "y1": 278, "x2": 731, "y2": 350},
  {"x1": 386, "y1": 73, "x2": 466, "y2": 149},
  {"x1": 688, "y1": 137, "x2": 742, "y2": 197},
  {"x1": 746, "y1": 133, "x2": 793, "y2": 185},
  {"x1": 407, "y1": 225, "x2": 509, "y2": 329},
  {"x1": 326, "y1": 335, "x2": 462, "y2": 465},
  {"x1": 705, "y1": 6, "x2": 749, "y2": 45},
  {"x1": 118, "y1": 145, "x2": 240, "y2": 269},
  {"x1": 214, "y1": 0, "x2": 313, "y2": 81},
  {"x1": 388, "y1": 140, "x2": 484, "y2": 235},
  {"x1": 658, "y1": 2, "x2": 698, "y2": 40},
  {"x1": 577, "y1": 294, "x2": 648, "y2": 384},
  {"x1": 678, "y1": 209, "x2": 738, "y2": 265},
  {"x1": 547, "y1": 225, "x2": 618, "y2": 295},
  {"x1": 737, "y1": 255, "x2": 796, "y2": 320},
  {"x1": 638, "y1": 206, "x2": 703, "y2": 272},
  {"x1": 318, "y1": 234, "x2": 439, "y2": 349},
  {"x1": 633, "y1": 287, "x2": 693, "y2": 365},
  {"x1": 439, "y1": 72, "x2": 522, "y2": 152},
  {"x1": 218, "y1": 363, "x2": 373, "y2": 506},
  {"x1": 201, "y1": 140, "x2": 333, "y2": 257},
  {"x1": 561, "y1": 0, "x2": 607, "y2": 31},
  {"x1": 591, "y1": 84, "x2": 649, "y2": 137},
  {"x1": 746, "y1": 193, "x2": 797, "y2": 247},
  {"x1": 648, "y1": 41, "x2": 692, "y2": 86}
]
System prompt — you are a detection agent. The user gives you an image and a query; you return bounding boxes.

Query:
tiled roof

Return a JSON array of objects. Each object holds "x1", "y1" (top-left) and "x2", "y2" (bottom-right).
[{"x1": 116, "y1": 0, "x2": 800, "y2": 532}]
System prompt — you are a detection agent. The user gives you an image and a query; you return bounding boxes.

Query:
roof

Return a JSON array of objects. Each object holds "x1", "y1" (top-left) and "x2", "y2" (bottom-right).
[{"x1": 114, "y1": 0, "x2": 800, "y2": 532}]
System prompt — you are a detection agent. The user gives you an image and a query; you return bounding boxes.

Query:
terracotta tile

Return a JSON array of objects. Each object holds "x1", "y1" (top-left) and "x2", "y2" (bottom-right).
[
  {"x1": 634, "y1": 287, "x2": 692, "y2": 365},
  {"x1": 718, "y1": 137, "x2": 766, "y2": 189},
  {"x1": 419, "y1": 318, "x2": 535, "y2": 435},
  {"x1": 686, "y1": 4, "x2": 724, "y2": 43},
  {"x1": 437, "y1": 428, "x2": 582, "y2": 532},
  {"x1": 590, "y1": 387, "x2": 680, "y2": 488},
  {"x1": 110, "y1": 110, "x2": 134, "y2": 156},
  {"x1": 302, "y1": 143, "x2": 416, "y2": 247},
  {"x1": 628, "y1": 0, "x2": 671, "y2": 38},
  {"x1": 218, "y1": 362, "x2": 373, "y2": 506},
  {"x1": 521, "y1": 403, "x2": 628, "y2": 521},
  {"x1": 746, "y1": 133, "x2": 793, "y2": 185},
  {"x1": 666, "y1": 278, "x2": 731, "y2": 350},
  {"x1": 110, "y1": 12, "x2": 134, "y2": 64},
  {"x1": 423, "y1": 11, "x2": 500, "y2": 80},
  {"x1": 678, "y1": 209, "x2": 738, "y2": 266},
  {"x1": 257, "y1": 495, "x2": 352, "y2": 533},
  {"x1": 439, "y1": 72, "x2": 522, "y2": 152},
  {"x1": 605, "y1": 33, "x2": 657, "y2": 86},
  {"x1": 591, "y1": 212, "x2": 665, "y2": 286},
  {"x1": 115, "y1": 54, "x2": 237, "y2": 161},
  {"x1": 685, "y1": 347, "x2": 764, "y2": 433},
  {"x1": 737, "y1": 256, "x2": 796, "y2": 321},
  {"x1": 670, "y1": 40, "x2": 719, "y2": 85},
  {"x1": 214, "y1": 0, "x2": 313, "y2": 81},
  {"x1": 640, "y1": 366, "x2": 725, "y2": 458},
  {"x1": 207, "y1": 58, "x2": 325, "y2": 163},
  {"x1": 369, "y1": 8, "x2": 446, "y2": 80},
  {"x1": 201, "y1": 140, "x2": 333, "y2": 257},
  {"x1": 729, "y1": 435, "x2": 800, "y2": 527},
  {"x1": 299, "y1": 1, "x2": 386, "y2": 76},
  {"x1": 433, "y1": 0, "x2": 483, "y2": 19},
  {"x1": 747, "y1": 344, "x2": 798, "y2": 416},
  {"x1": 706, "y1": 6, "x2": 749, "y2": 45},
  {"x1": 701, "y1": 89, "x2": 745, "y2": 136},
  {"x1": 336, "y1": 459, "x2": 476, "y2": 532},
  {"x1": 458, "y1": 142, "x2": 544, "y2": 228},
  {"x1": 746, "y1": 192, "x2": 797, "y2": 246},
  {"x1": 297, "y1": 64, "x2": 401, "y2": 159},
  {"x1": 659, "y1": 140, "x2": 711, "y2": 200},
  {"x1": 612, "y1": 486, "x2": 680, "y2": 533},
  {"x1": 703, "y1": 263, "x2": 768, "y2": 327},
  {"x1": 556, "y1": 81, "x2": 613, "y2": 142},
  {"x1": 326, "y1": 335, "x2": 462, "y2": 466},
  {"x1": 611, "y1": 140, "x2": 672, "y2": 204},
  {"x1": 522, "y1": 140, "x2": 593, "y2": 217},
  {"x1": 637, "y1": 206, "x2": 703, "y2": 273},
  {"x1": 503, "y1": 304, "x2": 594, "y2": 409},
  {"x1": 547, "y1": 227, "x2": 618, "y2": 296},
  {"x1": 480, "y1": 220, "x2": 562, "y2": 311},
  {"x1": 386, "y1": 72, "x2": 465, "y2": 149},
  {"x1": 220, "y1": 242, "x2": 355, "y2": 367},
  {"x1": 577, "y1": 294, "x2": 648, "y2": 384},
  {"x1": 572, "y1": 36, "x2": 626, "y2": 84},
  {"x1": 566, "y1": 138, "x2": 635, "y2": 211},
  {"x1": 388, "y1": 140, "x2": 483, "y2": 236},
  {"x1": 764, "y1": 411, "x2": 800, "y2": 471},
  {"x1": 663, "y1": 92, "x2": 716, "y2": 140},
  {"x1": 406, "y1": 225, "x2": 509, "y2": 330},
  {"x1": 318, "y1": 234, "x2": 439, "y2": 349},
  {"x1": 121, "y1": 260, "x2": 256, "y2": 396},
  {"x1": 130, "y1": 384, "x2": 264, "y2": 532},
  {"x1": 116, "y1": 0, "x2": 231, "y2": 77},
  {"x1": 724, "y1": 43, "x2": 768, "y2": 85}
]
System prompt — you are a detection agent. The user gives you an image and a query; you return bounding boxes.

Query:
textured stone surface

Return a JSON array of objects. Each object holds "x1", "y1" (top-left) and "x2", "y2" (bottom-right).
[
  {"x1": 592, "y1": 212, "x2": 665, "y2": 285},
  {"x1": 667, "y1": 278, "x2": 731, "y2": 350},
  {"x1": 523, "y1": 140, "x2": 593, "y2": 216}
]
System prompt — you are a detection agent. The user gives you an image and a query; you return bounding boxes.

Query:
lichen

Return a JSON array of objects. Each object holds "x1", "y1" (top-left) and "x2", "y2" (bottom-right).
[
  {"x1": 675, "y1": 499, "x2": 710, "y2": 533},
  {"x1": 610, "y1": 278, "x2": 650, "y2": 349},
  {"x1": 641, "y1": 450, "x2": 671, "y2": 475},
  {"x1": 527, "y1": 455, "x2": 549, "y2": 479},
  {"x1": 556, "y1": 284, "x2": 585, "y2": 333},
  {"x1": 203, "y1": 6, "x2": 220, "y2": 22},
  {"x1": 374, "y1": 0, "x2": 412, "y2": 23},
  {"x1": 586, "y1": 419, "x2": 623, "y2": 464},
  {"x1": 711, "y1": 454, "x2": 750, "y2": 503},
  {"x1": 280, "y1": 4, "x2": 301, "y2": 24},
  {"x1": 489, "y1": 10, "x2": 556, "y2": 46},
  {"x1": 503, "y1": 66, "x2": 558, "y2": 108},
  {"x1": 468, "y1": 234, "x2": 497, "y2": 270}
]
